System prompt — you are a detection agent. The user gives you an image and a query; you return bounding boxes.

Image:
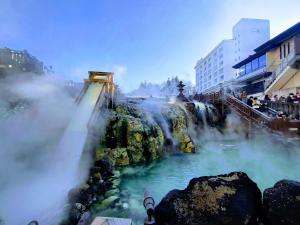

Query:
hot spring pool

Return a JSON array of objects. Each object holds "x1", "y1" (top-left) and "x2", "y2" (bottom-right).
[{"x1": 93, "y1": 124, "x2": 300, "y2": 224}]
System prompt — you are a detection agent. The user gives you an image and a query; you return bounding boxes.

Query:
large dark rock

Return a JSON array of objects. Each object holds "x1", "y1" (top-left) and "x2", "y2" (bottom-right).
[
  {"x1": 155, "y1": 172, "x2": 263, "y2": 225},
  {"x1": 94, "y1": 156, "x2": 114, "y2": 176},
  {"x1": 263, "y1": 180, "x2": 300, "y2": 225}
]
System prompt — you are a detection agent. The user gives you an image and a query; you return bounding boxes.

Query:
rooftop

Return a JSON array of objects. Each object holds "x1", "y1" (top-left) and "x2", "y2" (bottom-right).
[
  {"x1": 255, "y1": 21, "x2": 300, "y2": 53},
  {"x1": 233, "y1": 21, "x2": 300, "y2": 68},
  {"x1": 232, "y1": 18, "x2": 270, "y2": 30}
]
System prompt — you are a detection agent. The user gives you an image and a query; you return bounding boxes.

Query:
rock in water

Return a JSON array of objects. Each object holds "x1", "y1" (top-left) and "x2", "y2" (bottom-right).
[
  {"x1": 155, "y1": 172, "x2": 263, "y2": 225},
  {"x1": 162, "y1": 104, "x2": 194, "y2": 153},
  {"x1": 263, "y1": 180, "x2": 300, "y2": 225}
]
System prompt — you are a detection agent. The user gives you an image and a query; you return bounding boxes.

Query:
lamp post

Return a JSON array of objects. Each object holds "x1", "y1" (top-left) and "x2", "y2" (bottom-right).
[
  {"x1": 143, "y1": 191, "x2": 156, "y2": 225},
  {"x1": 177, "y1": 81, "x2": 188, "y2": 102}
]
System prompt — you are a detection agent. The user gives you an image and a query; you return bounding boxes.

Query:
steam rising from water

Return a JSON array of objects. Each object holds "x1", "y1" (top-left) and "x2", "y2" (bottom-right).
[
  {"x1": 0, "y1": 74, "x2": 82, "y2": 225},
  {"x1": 97, "y1": 112, "x2": 300, "y2": 224}
]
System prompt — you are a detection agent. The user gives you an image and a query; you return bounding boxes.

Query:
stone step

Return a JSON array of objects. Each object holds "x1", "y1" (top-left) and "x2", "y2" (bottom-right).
[{"x1": 91, "y1": 217, "x2": 132, "y2": 225}]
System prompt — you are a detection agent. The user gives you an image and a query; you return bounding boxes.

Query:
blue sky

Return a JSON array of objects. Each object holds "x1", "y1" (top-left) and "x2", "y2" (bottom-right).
[{"x1": 1, "y1": 0, "x2": 300, "y2": 92}]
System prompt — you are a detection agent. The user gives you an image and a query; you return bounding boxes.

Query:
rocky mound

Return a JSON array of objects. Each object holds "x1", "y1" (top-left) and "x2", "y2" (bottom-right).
[
  {"x1": 155, "y1": 172, "x2": 263, "y2": 225},
  {"x1": 95, "y1": 102, "x2": 196, "y2": 167},
  {"x1": 263, "y1": 180, "x2": 300, "y2": 225}
]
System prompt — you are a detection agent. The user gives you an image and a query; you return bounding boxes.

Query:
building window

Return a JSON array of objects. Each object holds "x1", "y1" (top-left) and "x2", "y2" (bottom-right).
[
  {"x1": 258, "y1": 54, "x2": 266, "y2": 67},
  {"x1": 252, "y1": 58, "x2": 259, "y2": 70},
  {"x1": 246, "y1": 62, "x2": 251, "y2": 74},
  {"x1": 220, "y1": 75, "x2": 224, "y2": 80},
  {"x1": 280, "y1": 46, "x2": 282, "y2": 59},
  {"x1": 288, "y1": 42, "x2": 290, "y2": 54},
  {"x1": 239, "y1": 65, "x2": 246, "y2": 76},
  {"x1": 214, "y1": 78, "x2": 217, "y2": 83},
  {"x1": 283, "y1": 44, "x2": 286, "y2": 58},
  {"x1": 219, "y1": 61, "x2": 223, "y2": 66}
]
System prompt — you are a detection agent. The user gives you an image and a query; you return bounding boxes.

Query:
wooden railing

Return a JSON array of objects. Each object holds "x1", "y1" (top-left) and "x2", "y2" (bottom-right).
[
  {"x1": 225, "y1": 94, "x2": 272, "y2": 127},
  {"x1": 268, "y1": 101, "x2": 300, "y2": 118},
  {"x1": 198, "y1": 91, "x2": 300, "y2": 132}
]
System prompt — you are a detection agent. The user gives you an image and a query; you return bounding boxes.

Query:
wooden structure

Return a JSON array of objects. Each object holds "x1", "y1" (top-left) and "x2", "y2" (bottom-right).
[
  {"x1": 88, "y1": 71, "x2": 115, "y2": 98},
  {"x1": 91, "y1": 217, "x2": 132, "y2": 225},
  {"x1": 199, "y1": 92, "x2": 300, "y2": 133},
  {"x1": 268, "y1": 101, "x2": 300, "y2": 118},
  {"x1": 75, "y1": 71, "x2": 115, "y2": 104}
]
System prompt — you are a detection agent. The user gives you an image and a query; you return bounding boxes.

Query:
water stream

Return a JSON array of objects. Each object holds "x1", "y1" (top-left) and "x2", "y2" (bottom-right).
[{"x1": 94, "y1": 115, "x2": 300, "y2": 224}]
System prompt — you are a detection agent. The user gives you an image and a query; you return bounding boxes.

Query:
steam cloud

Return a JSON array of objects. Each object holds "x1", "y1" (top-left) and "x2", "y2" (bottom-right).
[{"x1": 0, "y1": 74, "x2": 78, "y2": 225}]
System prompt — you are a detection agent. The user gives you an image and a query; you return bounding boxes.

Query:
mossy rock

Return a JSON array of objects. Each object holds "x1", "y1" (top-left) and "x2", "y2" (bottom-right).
[
  {"x1": 94, "y1": 195, "x2": 120, "y2": 211},
  {"x1": 134, "y1": 132, "x2": 143, "y2": 143},
  {"x1": 92, "y1": 172, "x2": 102, "y2": 181},
  {"x1": 127, "y1": 146, "x2": 144, "y2": 163},
  {"x1": 95, "y1": 147, "x2": 107, "y2": 161},
  {"x1": 108, "y1": 148, "x2": 130, "y2": 166},
  {"x1": 105, "y1": 188, "x2": 120, "y2": 197},
  {"x1": 182, "y1": 141, "x2": 194, "y2": 153}
]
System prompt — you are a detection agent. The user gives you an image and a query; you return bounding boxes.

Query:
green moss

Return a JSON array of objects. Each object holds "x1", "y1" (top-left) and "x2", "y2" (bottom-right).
[
  {"x1": 95, "y1": 146, "x2": 107, "y2": 161},
  {"x1": 108, "y1": 148, "x2": 130, "y2": 166}
]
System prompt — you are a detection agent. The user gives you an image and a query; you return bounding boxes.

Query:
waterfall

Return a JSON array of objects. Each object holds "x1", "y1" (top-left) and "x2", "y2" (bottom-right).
[
  {"x1": 206, "y1": 104, "x2": 220, "y2": 124},
  {"x1": 193, "y1": 101, "x2": 220, "y2": 128},
  {"x1": 193, "y1": 101, "x2": 209, "y2": 128},
  {"x1": 139, "y1": 99, "x2": 173, "y2": 146}
]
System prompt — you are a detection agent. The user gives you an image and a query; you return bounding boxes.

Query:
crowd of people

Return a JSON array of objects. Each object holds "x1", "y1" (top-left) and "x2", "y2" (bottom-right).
[
  {"x1": 272, "y1": 92, "x2": 300, "y2": 104},
  {"x1": 238, "y1": 91, "x2": 300, "y2": 120},
  {"x1": 240, "y1": 91, "x2": 300, "y2": 105}
]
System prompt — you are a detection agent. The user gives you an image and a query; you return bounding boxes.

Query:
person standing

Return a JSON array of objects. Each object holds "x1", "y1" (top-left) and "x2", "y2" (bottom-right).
[
  {"x1": 247, "y1": 96, "x2": 254, "y2": 107},
  {"x1": 241, "y1": 91, "x2": 247, "y2": 103},
  {"x1": 286, "y1": 93, "x2": 294, "y2": 103},
  {"x1": 294, "y1": 92, "x2": 300, "y2": 103}
]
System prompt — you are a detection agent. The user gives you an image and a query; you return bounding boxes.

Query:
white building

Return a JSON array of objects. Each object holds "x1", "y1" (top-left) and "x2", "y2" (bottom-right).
[
  {"x1": 195, "y1": 18, "x2": 270, "y2": 93},
  {"x1": 195, "y1": 40, "x2": 235, "y2": 93},
  {"x1": 233, "y1": 18, "x2": 270, "y2": 63}
]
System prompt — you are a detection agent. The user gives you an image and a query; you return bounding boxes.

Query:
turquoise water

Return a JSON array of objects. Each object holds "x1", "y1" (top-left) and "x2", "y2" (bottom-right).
[{"x1": 95, "y1": 116, "x2": 300, "y2": 224}]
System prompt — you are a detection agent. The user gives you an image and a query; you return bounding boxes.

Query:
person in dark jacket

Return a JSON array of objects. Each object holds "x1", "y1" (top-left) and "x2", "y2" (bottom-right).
[
  {"x1": 247, "y1": 96, "x2": 254, "y2": 107},
  {"x1": 286, "y1": 93, "x2": 294, "y2": 103}
]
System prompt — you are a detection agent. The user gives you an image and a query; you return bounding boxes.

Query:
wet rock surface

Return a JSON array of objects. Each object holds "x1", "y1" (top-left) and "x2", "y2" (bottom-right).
[
  {"x1": 100, "y1": 103, "x2": 166, "y2": 165},
  {"x1": 263, "y1": 180, "x2": 300, "y2": 225},
  {"x1": 155, "y1": 171, "x2": 263, "y2": 225},
  {"x1": 161, "y1": 104, "x2": 195, "y2": 153},
  {"x1": 96, "y1": 102, "x2": 199, "y2": 167}
]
